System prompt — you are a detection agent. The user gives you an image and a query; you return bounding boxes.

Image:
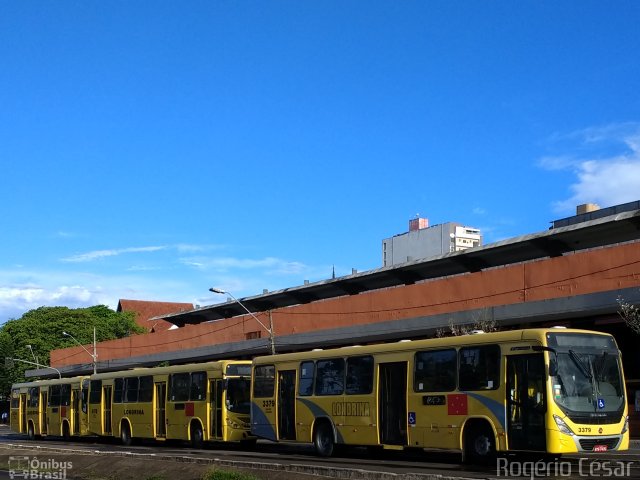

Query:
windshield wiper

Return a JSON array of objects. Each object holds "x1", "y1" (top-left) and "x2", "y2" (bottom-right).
[
  {"x1": 568, "y1": 349, "x2": 592, "y2": 380},
  {"x1": 594, "y1": 351, "x2": 608, "y2": 378},
  {"x1": 570, "y1": 350, "x2": 602, "y2": 409}
]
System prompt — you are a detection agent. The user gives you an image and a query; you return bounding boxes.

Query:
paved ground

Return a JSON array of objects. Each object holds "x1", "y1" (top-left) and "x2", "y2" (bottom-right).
[
  {"x1": 1, "y1": 428, "x2": 638, "y2": 480},
  {"x1": 0, "y1": 444, "x2": 330, "y2": 480}
]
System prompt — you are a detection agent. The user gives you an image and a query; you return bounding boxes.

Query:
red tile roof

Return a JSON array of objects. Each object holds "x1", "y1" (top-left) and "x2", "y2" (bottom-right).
[{"x1": 117, "y1": 299, "x2": 194, "y2": 332}]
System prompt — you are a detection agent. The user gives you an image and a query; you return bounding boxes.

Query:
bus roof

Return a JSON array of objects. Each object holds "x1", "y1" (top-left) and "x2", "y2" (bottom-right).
[
  {"x1": 12, "y1": 375, "x2": 89, "y2": 389},
  {"x1": 252, "y1": 327, "x2": 616, "y2": 364},
  {"x1": 89, "y1": 359, "x2": 251, "y2": 380}
]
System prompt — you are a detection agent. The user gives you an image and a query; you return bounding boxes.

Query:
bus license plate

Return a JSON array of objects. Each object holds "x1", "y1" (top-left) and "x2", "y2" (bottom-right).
[{"x1": 593, "y1": 445, "x2": 608, "y2": 452}]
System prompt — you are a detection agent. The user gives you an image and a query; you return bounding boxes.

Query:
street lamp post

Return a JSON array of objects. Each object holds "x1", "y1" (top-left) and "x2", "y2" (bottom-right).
[
  {"x1": 26, "y1": 344, "x2": 39, "y2": 365},
  {"x1": 63, "y1": 328, "x2": 98, "y2": 374},
  {"x1": 209, "y1": 288, "x2": 276, "y2": 355},
  {"x1": 5, "y1": 357, "x2": 61, "y2": 379}
]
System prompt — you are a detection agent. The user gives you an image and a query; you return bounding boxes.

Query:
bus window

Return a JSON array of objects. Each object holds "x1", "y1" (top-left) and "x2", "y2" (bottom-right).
[
  {"x1": 226, "y1": 377, "x2": 251, "y2": 414},
  {"x1": 169, "y1": 373, "x2": 190, "y2": 401},
  {"x1": 227, "y1": 364, "x2": 252, "y2": 376},
  {"x1": 125, "y1": 377, "x2": 139, "y2": 403},
  {"x1": 316, "y1": 358, "x2": 344, "y2": 395},
  {"x1": 139, "y1": 376, "x2": 153, "y2": 402},
  {"x1": 459, "y1": 345, "x2": 500, "y2": 391},
  {"x1": 60, "y1": 384, "x2": 71, "y2": 406},
  {"x1": 49, "y1": 385, "x2": 60, "y2": 407},
  {"x1": 414, "y1": 349, "x2": 456, "y2": 392},
  {"x1": 253, "y1": 365, "x2": 275, "y2": 398},
  {"x1": 346, "y1": 356, "x2": 373, "y2": 395},
  {"x1": 82, "y1": 380, "x2": 89, "y2": 413},
  {"x1": 113, "y1": 378, "x2": 124, "y2": 403},
  {"x1": 28, "y1": 387, "x2": 40, "y2": 408},
  {"x1": 299, "y1": 361, "x2": 315, "y2": 396},
  {"x1": 190, "y1": 372, "x2": 206, "y2": 401},
  {"x1": 89, "y1": 380, "x2": 102, "y2": 404}
]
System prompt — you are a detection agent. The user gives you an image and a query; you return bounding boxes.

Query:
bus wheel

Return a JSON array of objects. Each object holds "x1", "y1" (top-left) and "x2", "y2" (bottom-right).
[
  {"x1": 120, "y1": 423, "x2": 132, "y2": 446},
  {"x1": 62, "y1": 422, "x2": 71, "y2": 441},
  {"x1": 463, "y1": 424, "x2": 495, "y2": 465},
  {"x1": 313, "y1": 422, "x2": 335, "y2": 457},
  {"x1": 190, "y1": 423, "x2": 204, "y2": 449},
  {"x1": 27, "y1": 423, "x2": 35, "y2": 441}
]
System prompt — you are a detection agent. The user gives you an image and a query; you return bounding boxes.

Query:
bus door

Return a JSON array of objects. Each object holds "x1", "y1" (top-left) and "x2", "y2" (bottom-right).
[
  {"x1": 379, "y1": 362, "x2": 407, "y2": 446},
  {"x1": 41, "y1": 391, "x2": 48, "y2": 435},
  {"x1": 103, "y1": 385, "x2": 112, "y2": 435},
  {"x1": 72, "y1": 389, "x2": 80, "y2": 434},
  {"x1": 506, "y1": 354, "x2": 546, "y2": 451},
  {"x1": 155, "y1": 382, "x2": 166, "y2": 438},
  {"x1": 210, "y1": 379, "x2": 223, "y2": 439},
  {"x1": 20, "y1": 393, "x2": 27, "y2": 433},
  {"x1": 277, "y1": 370, "x2": 296, "y2": 440}
]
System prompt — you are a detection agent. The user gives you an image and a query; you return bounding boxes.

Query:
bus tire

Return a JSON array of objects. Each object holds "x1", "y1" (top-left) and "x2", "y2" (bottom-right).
[
  {"x1": 313, "y1": 421, "x2": 335, "y2": 457},
  {"x1": 62, "y1": 422, "x2": 71, "y2": 441},
  {"x1": 120, "y1": 422, "x2": 132, "y2": 446},
  {"x1": 463, "y1": 422, "x2": 495, "y2": 465},
  {"x1": 190, "y1": 422, "x2": 204, "y2": 449},
  {"x1": 27, "y1": 423, "x2": 35, "y2": 441}
]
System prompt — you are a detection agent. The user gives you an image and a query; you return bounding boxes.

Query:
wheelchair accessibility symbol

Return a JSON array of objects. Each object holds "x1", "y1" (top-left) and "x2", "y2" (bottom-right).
[
  {"x1": 597, "y1": 398, "x2": 605, "y2": 409},
  {"x1": 408, "y1": 412, "x2": 416, "y2": 425}
]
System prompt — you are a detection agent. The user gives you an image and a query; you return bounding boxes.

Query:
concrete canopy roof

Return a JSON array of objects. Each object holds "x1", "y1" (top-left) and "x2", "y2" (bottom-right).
[
  {"x1": 28, "y1": 285, "x2": 640, "y2": 378},
  {"x1": 160, "y1": 208, "x2": 640, "y2": 328}
]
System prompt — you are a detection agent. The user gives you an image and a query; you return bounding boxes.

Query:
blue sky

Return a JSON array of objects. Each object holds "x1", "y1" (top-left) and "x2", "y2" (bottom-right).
[{"x1": 1, "y1": 1, "x2": 639, "y2": 324}]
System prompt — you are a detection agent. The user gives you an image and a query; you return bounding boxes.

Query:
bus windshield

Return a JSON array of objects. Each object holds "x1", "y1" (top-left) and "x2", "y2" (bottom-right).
[
  {"x1": 226, "y1": 377, "x2": 251, "y2": 414},
  {"x1": 547, "y1": 333, "x2": 624, "y2": 414}
]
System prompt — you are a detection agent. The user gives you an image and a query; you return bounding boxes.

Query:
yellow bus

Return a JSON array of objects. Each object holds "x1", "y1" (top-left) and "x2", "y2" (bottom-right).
[
  {"x1": 88, "y1": 360, "x2": 254, "y2": 447},
  {"x1": 250, "y1": 328, "x2": 629, "y2": 462},
  {"x1": 10, "y1": 376, "x2": 91, "y2": 440}
]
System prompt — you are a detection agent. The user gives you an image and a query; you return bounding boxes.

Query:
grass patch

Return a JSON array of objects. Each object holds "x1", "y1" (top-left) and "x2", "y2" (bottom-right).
[{"x1": 201, "y1": 469, "x2": 259, "y2": 480}]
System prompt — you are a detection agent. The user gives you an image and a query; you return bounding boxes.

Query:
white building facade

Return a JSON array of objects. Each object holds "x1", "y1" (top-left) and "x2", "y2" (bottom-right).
[{"x1": 382, "y1": 217, "x2": 482, "y2": 267}]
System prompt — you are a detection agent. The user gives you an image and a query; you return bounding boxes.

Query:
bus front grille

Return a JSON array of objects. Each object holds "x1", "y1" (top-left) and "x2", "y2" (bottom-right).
[{"x1": 579, "y1": 437, "x2": 620, "y2": 451}]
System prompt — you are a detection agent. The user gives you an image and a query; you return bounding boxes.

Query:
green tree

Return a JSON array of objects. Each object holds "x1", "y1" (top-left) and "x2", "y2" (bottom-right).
[
  {"x1": 0, "y1": 305, "x2": 144, "y2": 396},
  {"x1": 617, "y1": 295, "x2": 640, "y2": 335}
]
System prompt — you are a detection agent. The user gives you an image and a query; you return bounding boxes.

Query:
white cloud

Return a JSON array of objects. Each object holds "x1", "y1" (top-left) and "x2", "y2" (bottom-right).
[
  {"x1": 271, "y1": 261, "x2": 307, "y2": 275},
  {"x1": 537, "y1": 155, "x2": 577, "y2": 171},
  {"x1": 62, "y1": 246, "x2": 167, "y2": 263},
  {"x1": 555, "y1": 159, "x2": 640, "y2": 212},
  {"x1": 126, "y1": 265, "x2": 162, "y2": 272},
  {"x1": 472, "y1": 207, "x2": 487, "y2": 215},
  {"x1": 0, "y1": 267, "x2": 198, "y2": 323},
  {"x1": 175, "y1": 243, "x2": 224, "y2": 253},
  {"x1": 0, "y1": 244, "x2": 324, "y2": 324},
  {"x1": 0, "y1": 283, "x2": 108, "y2": 321},
  {"x1": 180, "y1": 255, "x2": 308, "y2": 274},
  {"x1": 540, "y1": 123, "x2": 640, "y2": 214}
]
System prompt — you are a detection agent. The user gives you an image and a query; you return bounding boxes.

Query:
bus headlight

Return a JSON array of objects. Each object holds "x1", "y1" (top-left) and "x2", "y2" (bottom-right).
[
  {"x1": 621, "y1": 416, "x2": 629, "y2": 434},
  {"x1": 553, "y1": 415, "x2": 575, "y2": 436}
]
